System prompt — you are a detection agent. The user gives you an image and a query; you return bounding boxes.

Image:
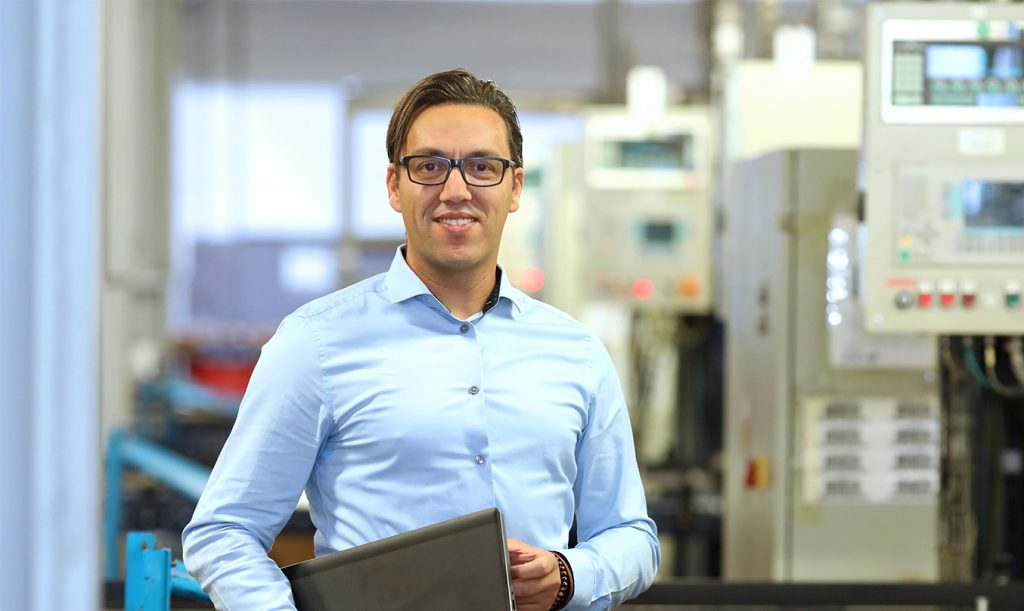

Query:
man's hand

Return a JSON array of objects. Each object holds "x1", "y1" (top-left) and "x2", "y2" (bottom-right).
[{"x1": 507, "y1": 538, "x2": 561, "y2": 611}]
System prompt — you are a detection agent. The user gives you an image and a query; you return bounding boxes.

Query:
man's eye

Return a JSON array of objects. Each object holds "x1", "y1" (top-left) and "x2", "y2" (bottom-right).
[{"x1": 421, "y1": 162, "x2": 437, "y2": 172}]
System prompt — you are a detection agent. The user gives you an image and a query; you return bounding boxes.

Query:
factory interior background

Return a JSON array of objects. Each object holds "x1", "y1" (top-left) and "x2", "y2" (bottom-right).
[{"x1": 2, "y1": 0, "x2": 1024, "y2": 608}]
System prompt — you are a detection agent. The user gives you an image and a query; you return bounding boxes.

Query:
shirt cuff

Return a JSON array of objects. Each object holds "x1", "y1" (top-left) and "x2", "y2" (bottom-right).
[{"x1": 558, "y1": 548, "x2": 596, "y2": 610}]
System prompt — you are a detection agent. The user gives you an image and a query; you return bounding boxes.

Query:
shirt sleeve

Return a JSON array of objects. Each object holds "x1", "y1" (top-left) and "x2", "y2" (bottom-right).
[
  {"x1": 558, "y1": 337, "x2": 661, "y2": 610},
  {"x1": 182, "y1": 315, "x2": 331, "y2": 610}
]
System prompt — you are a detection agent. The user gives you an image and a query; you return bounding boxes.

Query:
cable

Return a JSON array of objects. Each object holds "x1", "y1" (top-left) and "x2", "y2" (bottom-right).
[
  {"x1": 1006, "y1": 336, "x2": 1024, "y2": 387},
  {"x1": 940, "y1": 335, "x2": 967, "y2": 383},
  {"x1": 962, "y1": 337, "x2": 1024, "y2": 398},
  {"x1": 982, "y1": 336, "x2": 1024, "y2": 397}
]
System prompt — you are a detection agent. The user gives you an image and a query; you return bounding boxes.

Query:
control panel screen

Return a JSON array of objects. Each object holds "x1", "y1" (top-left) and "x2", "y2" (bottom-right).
[
  {"x1": 893, "y1": 39, "x2": 1024, "y2": 107},
  {"x1": 642, "y1": 221, "x2": 677, "y2": 246},
  {"x1": 601, "y1": 135, "x2": 694, "y2": 171},
  {"x1": 958, "y1": 180, "x2": 1024, "y2": 230}
]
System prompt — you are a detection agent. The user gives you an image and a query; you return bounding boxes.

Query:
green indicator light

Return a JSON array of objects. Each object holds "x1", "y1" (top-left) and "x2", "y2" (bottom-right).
[
  {"x1": 1007, "y1": 294, "x2": 1021, "y2": 308},
  {"x1": 899, "y1": 249, "x2": 911, "y2": 262},
  {"x1": 978, "y1": 22, "x2": 989, "y2": 40}
]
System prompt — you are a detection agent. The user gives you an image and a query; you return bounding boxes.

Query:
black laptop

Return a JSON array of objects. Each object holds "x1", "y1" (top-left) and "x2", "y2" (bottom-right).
[{"x1": 282, "y1": 507, "x2": 516, "y2": 611}]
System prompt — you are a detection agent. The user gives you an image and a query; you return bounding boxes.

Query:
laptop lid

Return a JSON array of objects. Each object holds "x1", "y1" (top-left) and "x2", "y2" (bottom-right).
[{"x1": 282, "y1": 507, "x2": 515, "y2": 611}]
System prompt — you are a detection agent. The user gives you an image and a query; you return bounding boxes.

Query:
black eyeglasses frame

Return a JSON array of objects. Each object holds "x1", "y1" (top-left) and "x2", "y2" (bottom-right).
[{"x1": 397, "y1": 155, "x2": 517, "y2": 187}]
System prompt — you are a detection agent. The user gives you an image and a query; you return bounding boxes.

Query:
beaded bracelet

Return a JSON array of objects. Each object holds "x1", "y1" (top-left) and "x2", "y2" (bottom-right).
[{"x1": 550, "y1": 552, "x2": 573, "y2": 610}]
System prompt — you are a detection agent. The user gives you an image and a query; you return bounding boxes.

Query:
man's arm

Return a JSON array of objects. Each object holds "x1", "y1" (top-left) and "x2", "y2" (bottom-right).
[
  {"x1": 182, "y1": 316, "x2": 330, "y2": 610},
  {"x1": 558, "y1": 340, "x2": 661, "y2": 610}
]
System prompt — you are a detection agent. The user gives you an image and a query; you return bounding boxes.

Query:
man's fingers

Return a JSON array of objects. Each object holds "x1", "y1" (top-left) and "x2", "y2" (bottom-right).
[
  {"x1": 509, "y1": 550, "x2": 537, "y2": 565},
  {"x1": 509, "y1": 556, "x2": 550, "y2": 580},
  {"x1": 511, "y1": 576, "x2": 548, "y2": 602}
]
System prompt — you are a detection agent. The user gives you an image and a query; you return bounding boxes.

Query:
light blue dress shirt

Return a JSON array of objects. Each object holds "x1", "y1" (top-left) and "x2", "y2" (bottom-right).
[{"x1": 182, "y1": 247, "x2": 659, "y2": 610}]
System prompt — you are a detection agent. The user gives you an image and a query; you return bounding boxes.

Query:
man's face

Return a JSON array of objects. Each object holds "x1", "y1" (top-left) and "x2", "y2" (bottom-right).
[{"x1": 387, "y1": 103, "x2": 524, "y2": 281}]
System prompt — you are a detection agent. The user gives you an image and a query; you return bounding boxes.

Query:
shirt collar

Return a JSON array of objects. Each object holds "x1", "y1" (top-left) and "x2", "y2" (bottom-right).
[{"x1": 384, "y1": 246, "x2": 526, "y2": 318}]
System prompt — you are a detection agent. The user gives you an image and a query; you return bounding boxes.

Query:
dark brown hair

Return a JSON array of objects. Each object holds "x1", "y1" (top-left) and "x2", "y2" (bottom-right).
[{"x1": 386, "y1": 68, "x2": 523, "y2": 168}]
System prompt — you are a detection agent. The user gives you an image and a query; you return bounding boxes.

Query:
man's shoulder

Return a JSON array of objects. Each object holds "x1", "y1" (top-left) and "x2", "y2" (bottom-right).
[
  {"x1": 509, "y1": 290, "x2": 592, "y2": 335},
  {"x1": 289, "y1": 272, "x2": 389, "y2": 321}
]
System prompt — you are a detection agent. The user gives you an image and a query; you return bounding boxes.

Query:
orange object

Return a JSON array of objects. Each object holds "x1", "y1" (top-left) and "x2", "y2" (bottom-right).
[{"x1": 678, "y1": 276, "x2": 701, "y2": 297}]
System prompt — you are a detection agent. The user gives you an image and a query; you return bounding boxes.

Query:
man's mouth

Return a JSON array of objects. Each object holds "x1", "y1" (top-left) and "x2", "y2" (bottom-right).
[{"x1": 436, "y1": 217, "x2": 477, "y2": 226}]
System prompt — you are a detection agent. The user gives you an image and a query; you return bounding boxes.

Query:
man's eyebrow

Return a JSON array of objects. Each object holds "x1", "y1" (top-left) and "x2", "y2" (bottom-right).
[{"x1": 407, "y1": 147, "x2": 504, "y2": 159}]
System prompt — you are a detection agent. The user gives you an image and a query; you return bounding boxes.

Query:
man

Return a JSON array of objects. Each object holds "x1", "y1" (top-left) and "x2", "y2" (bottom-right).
[{"x1": 183, "y1": 68, "x2": 659, "y2": 610}]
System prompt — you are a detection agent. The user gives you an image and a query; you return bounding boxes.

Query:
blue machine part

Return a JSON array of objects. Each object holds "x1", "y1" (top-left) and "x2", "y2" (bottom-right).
[
  {"x1": 125, "y1": 532, "x2": 170, "y2": 610},
  {"x1": 124, "y1": 532, "x2": 210, "y2": 610}
]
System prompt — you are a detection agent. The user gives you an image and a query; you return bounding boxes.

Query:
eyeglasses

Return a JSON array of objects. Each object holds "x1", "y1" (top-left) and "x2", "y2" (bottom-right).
[{"x1": 398, "y1": 155, "x2": 516, "y2": 187}]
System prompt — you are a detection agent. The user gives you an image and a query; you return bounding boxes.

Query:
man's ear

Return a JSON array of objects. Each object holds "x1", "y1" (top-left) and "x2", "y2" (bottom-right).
[
  {"x1": 509, "y1": 167, "x2": 525, "y2": 214},
  {"x1": 386, "y1": 164, "x2": 401, "y2": 212}
]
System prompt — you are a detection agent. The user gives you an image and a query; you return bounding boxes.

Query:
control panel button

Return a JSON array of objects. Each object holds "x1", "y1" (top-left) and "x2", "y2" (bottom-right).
[
  {"x1": 1005, "y1": 281, "x2": 1022, "y2": 309},
  {"x1": 938, "y1": 280, "x2": 956, "y2": 308},
  {"x1": 678, "y1": 276, "x2": 701, "y2": 297},
  {"x1": 894, "y1": 290, "x2": 915, "y2": 310},
  {"x1": 916, "y1": 281, "x2": 935, "y2": 309},
  {"x1": 960, "y1": 280, "x2": 978, "y2": 308}
]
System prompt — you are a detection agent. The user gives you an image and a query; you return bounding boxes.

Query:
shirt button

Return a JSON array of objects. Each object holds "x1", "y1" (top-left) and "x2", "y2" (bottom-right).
[
  {"x1": 469, "y1": 385, "x2": 480, "y2": 395},
  {"x1": 474, "y1": 454, "x2": 486, "y2": 464},
  {"x1": 459, "y1": 324, "x2": 469, "y2": 334}
]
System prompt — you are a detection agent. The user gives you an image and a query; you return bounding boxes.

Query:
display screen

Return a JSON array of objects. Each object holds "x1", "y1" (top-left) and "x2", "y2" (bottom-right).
[
  {"x1": 601, "y1": 135, "x2": 694, "y2": 170},
  {"x1": 642, "y1": 221, "x2": 677, "y2": 245},
  {"x1": 925, "y1": 44, "x2": 988, "y2": 80},
  {"x1": 892, "y1": 39, "x2": 1024, "y2": 108},
  {"x1": 957, "y1": 180, "x2": 1024, "y2": 229}
]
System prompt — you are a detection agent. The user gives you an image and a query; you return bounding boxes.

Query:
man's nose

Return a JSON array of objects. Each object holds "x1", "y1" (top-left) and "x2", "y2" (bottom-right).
[{"x1": 440, "y1": 165, "x2": 472, "y2": 202}]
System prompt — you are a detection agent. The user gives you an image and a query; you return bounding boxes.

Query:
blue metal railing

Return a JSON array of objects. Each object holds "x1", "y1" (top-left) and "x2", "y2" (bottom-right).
[{"x1": 104, "y1": 429, "x2": 212, "y2": 580}]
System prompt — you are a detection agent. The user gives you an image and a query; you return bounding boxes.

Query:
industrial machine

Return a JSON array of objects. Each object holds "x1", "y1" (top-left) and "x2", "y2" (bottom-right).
[
  {"x1": 572, "y1": 106, "x2": 723, "y2": 578},
  {"x1": 859, "y1": 3, "x2": 1024, "y2": 582},
  {"x1": 862, "y1": 2, "x2": 1024, "y2": 335},
  {"x1": 724, "y1": 149, "x2": 940, "y2": 581},
  {"x1": 582, "y1": 106, "x2": 715, "y2": 313}
]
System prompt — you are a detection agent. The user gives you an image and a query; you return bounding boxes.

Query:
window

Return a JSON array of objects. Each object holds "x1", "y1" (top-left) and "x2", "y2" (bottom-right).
[{"x1": 169, "y1": 83, "x2": 345, "y2": 330}]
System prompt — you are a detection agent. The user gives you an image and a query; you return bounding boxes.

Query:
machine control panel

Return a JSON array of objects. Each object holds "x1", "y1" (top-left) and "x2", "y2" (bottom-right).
[
  {"x1": 582, "y1": 107, "x2": 714, "y2": 312},
  {"x1": 863, "y1": 2, "x2": 1024, "y2": 334}
]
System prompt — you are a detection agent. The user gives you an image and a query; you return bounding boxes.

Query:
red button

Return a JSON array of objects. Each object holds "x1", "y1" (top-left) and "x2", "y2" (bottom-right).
[
  {"x1": 918, "y1": 293, "x2": 933, "y2": 308},
  {"x1": 962, "y1": 294, "x2": 976, "y2": 308},
  {"x1": 940, "y1": 294, "x2": 955, "y2": 308}
]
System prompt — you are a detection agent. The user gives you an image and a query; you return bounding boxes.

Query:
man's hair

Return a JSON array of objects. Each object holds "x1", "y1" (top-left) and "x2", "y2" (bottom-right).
[{"x1": 386, "y1": 68, "x2": 523, "y2": 168}]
